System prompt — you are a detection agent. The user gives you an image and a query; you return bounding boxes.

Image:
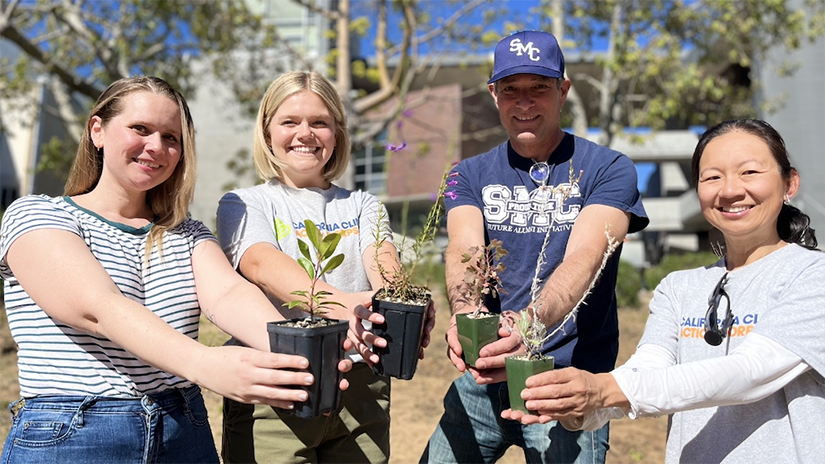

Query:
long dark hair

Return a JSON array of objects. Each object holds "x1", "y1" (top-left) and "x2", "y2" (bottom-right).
[{"x1": 691, "y1": 118, "x2": 817, "y2": 250}]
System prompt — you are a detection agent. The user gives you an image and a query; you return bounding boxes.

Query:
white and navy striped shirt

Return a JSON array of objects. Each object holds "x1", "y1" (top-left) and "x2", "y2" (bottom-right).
[{"x1": 0, "y1": 195, "x2": 215, "y2": 398}]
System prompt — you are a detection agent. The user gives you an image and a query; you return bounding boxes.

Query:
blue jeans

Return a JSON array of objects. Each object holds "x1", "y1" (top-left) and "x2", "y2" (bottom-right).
[
  {"x1": 421, "y1": 372, "x2": 609, "y2": 464},
  {"x1": 1, "y1": 386, "x2": 219, "y2": 464}
]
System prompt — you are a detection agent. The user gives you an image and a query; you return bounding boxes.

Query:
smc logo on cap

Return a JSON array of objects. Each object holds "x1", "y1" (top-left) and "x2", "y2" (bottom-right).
[
  {"x1": 488, "y1": 30, "x2": 565, "y2": 84},
  {"x1": 509, "y1": 38, "x2": 541, "y2": 62}
]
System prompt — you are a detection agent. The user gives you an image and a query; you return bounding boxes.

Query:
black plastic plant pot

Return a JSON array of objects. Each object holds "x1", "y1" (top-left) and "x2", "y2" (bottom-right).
[
  {"x1": 505, "y1": 354, "x2": 555, "y2": 414},
  {"x1": 370, "y1": 292, "x2": 430, "y2": 380},
  {"x1": 266, "y1": 318, "x2": 348, "y2": 419},
  {"x1": 455, "y1": 313, "x2": 500, "y2": 367}
]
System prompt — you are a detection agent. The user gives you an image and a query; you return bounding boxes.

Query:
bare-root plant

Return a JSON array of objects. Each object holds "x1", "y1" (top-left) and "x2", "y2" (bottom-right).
[
  {"x1": 372, "y1": 167, "x2": 454, "y2": 304},
  {"x1": 512, "y1": 162, "x2": 621, "y2": 359},
  {"x1": 461, "y1": 239, "x2": 508, "y2": 317}
]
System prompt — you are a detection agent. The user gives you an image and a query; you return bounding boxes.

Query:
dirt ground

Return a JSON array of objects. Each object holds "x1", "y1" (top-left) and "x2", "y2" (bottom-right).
[{"x1": 0, "y1": 294, "x2": 666, "y2": 463}]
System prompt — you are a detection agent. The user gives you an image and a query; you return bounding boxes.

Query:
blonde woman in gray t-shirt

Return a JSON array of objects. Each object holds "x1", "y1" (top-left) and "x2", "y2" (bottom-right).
[
  {"x1": 217, "y1": 71, "x2": 433, "y2": 464},
  {"x1": 502, "y1": 119, "x2": 825, "y2": 464}
]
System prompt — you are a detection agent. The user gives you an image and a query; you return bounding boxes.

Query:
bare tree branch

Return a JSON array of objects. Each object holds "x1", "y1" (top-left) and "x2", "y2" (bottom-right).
[
  {"x1": 290, "y1": 0, "x2": 339, "y2": 21},
  {"x1": 387, "y1": 0, "x2": 490, "y2": 55}
]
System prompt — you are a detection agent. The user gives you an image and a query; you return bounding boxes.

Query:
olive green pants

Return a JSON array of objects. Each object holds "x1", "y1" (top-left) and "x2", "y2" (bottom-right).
[{"x1": 221, "y1": 363, "x2": 391, "y2": 464}]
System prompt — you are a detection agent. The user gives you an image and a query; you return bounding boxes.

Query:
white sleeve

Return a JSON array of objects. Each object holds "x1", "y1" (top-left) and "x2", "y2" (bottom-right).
[
  {"x1": 567, "y1": 343, "x2": 675, "y2": 431},
  {"x1": 612, "y1": 333, "x2": 810, "y2": 419}
]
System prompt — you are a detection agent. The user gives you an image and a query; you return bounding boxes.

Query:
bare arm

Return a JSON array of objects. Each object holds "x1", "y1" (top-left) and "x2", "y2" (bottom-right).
[
  {"x1": 238, "y1": 241, "x2": 387, "y2": 363},
  {"x1": 535, "y1": 204, "x2": 630, "y2": 327},
  {"x1": 191, "y1": 239, "x2": 291, "y2": 351},
  {"x1": 362, "y1": 240, "x2": 401, "y2": 291},
  {"x1": 442, "y1": 205, "x2": 520, "y2": 374},
  {"x1": 238, "y1": 242, "x2": 379, "y2": 321},
  {"x1": 444, "y1": 205, "x2": 487, "y2": 316},
  {"x1": 6, "y1": 229, "x2": 314, "y2": 407}
]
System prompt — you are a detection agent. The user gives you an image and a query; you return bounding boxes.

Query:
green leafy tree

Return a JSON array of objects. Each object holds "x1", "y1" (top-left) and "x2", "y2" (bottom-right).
[
  {"x1": 0, "y1": 0, "x2": 276, "y2": 186},
  {"x1": 0, "y1": 0, "x2": 271, "y2": 104},
  {"x1": 0, "y1": 0, "x2": 499, "y2": 173},
  {"x1": 295, "y1": 0, "x2": 499, "y2": 147},
  {"x1": 524, "y1": 0, "x2": 825, "y2": 146}
]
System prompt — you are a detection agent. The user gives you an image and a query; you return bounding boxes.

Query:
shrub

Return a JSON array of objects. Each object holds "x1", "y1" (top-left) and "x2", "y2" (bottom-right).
[
  {"x1": 616, "y1": 259, "x2": 642, "y2": 308},
  {"x1": 644, "y1": 251, "x2": 720, "y2": 290}
]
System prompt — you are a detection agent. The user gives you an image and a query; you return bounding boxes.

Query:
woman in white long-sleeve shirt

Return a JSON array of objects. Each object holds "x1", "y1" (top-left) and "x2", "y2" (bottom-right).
[{"x1": 501, "y1": 118, "x2": 825, "y2": 464}]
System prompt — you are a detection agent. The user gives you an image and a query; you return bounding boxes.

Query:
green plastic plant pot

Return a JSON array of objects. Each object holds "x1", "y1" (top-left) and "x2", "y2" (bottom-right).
[
  {"x1": 267, "y1": 318, "x2": 348, "y2": 419},
  {"x1": 505, "y1": 354, "x2": 555, "y2": 414},
  {"x1": 371, "y1": 291, "x2": 430, "y2": 380},
  {"x1": 455, "y1": 312, "x2": 500, "y2": 367}
]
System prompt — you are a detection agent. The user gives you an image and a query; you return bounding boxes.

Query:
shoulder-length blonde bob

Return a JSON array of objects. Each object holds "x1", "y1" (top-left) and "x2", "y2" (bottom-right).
[
  {"x1": 64, "y1": 76, "x2": 197, "y2": 257},
  {"x1": 252, "y1": 71, "x2": 350, "y2": 182}
]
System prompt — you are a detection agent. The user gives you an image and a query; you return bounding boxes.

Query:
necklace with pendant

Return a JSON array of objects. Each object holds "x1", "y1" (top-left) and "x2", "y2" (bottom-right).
[{"x1": 529, "y1": 160, "x2": 551, "y2": 188}]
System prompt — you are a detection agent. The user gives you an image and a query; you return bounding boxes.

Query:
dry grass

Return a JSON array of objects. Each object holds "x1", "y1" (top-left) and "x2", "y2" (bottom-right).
[{"x1": 1, "y1": 294, "x2": 666, "y2": 462}]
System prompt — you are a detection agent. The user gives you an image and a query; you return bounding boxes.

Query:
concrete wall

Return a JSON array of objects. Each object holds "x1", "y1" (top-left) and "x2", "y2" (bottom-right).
[{"x1": 756, "y1": 1, "x2": 825, "y2": 246}]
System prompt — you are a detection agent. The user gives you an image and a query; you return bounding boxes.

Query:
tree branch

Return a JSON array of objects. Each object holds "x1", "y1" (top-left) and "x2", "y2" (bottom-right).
[
  {"x1": 387, "y1": 0, "x2": 490, "y2": 55},
  {"x1": 0, "y1": 23, "x2": 102, "y2": 98},
  {"x1": 290, "y1": 0, "x2": 339, "y2": 21}
]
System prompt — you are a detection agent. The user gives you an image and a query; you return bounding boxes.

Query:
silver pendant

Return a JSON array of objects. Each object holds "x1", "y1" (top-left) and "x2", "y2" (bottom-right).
[{"x1": 529, "y1": 161, "x2": 550, "y2": 187}]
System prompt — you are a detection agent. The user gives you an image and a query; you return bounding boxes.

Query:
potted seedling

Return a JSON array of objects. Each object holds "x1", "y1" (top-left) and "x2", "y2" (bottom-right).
[
  {"x1": 370, "y1": 167, "x2": 455, "y2": 380},
  {"x1": 455, "y1": 239, "x2": 507, "y2": 367},
  {"x1": 267, "y1": 219, "x2": 349, "y2": 419},
  {"x1": 505, "y1": 164, "x2": 620, "y2": 414}
]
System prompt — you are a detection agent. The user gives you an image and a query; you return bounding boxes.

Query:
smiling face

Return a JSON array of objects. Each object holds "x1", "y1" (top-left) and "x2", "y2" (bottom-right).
[
  {"x1": 489, "y1": 74, "x2": 569, "y2": 160},
  {"x1": 697, "y1": 130, "x2": 799, "y2": 246},
  {"x1": 267, "y1": 90, "x2": 336, "y2": 189},
  {"x1": 90, "y1": 91, "x2": 182, "y2": 196}
]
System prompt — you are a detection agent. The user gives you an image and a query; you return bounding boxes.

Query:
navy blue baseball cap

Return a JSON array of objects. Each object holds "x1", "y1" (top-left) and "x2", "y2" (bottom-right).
[{"x1": 488, "y1": 31, "x2": 565, "y2": 84}]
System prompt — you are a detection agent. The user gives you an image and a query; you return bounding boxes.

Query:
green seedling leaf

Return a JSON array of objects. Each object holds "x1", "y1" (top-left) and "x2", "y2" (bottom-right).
[
  {"x1": 305, "y1": 220, "x2": 321, "y2": 250},
  {"x1": 320, "y1": 232, "x2": 342, "y2": 260},
  {"x1": 321, "y1": 253, "x2": 345, "y2": 275},
  {"x1": 286, "y1": 301, "x2": 307, "y2": 310},
  {"x1": 297, "y1": 257, "x2": 315, "y2": 280},
  {"x1": 297, "y1": 239, "x2": 312, "y2": 261},
  {"x1": 321, "y1": 300, "x2": 345, "y2": 308}
]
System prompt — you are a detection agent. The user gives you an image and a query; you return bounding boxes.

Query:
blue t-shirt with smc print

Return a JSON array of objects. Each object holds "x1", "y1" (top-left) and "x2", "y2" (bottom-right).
[{"x1": 444, "y1": 133, "x2": 648, "y2": 373}]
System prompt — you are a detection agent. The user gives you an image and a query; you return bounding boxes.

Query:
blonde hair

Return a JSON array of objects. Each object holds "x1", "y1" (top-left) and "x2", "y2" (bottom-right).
[
  {"x1": 252, "y1": 71, "x2": 350, "y2": 182},
  {"x1": 65, "y1": 76, "x2": 197, "y2": 258}
]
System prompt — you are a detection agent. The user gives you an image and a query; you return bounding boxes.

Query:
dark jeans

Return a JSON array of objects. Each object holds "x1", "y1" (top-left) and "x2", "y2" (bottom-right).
[{"x1": 421, "y1": 372, "x2": 609, "y2": 464}]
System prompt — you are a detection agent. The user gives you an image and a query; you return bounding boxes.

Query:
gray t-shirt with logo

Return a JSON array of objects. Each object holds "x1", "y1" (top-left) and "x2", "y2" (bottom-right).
[
  {"x1": 640, "y1": 243, "x2": 825, "y2": 463},
  {"x1": 216, "y1": 180, "x2": 389, "y2": 320}
]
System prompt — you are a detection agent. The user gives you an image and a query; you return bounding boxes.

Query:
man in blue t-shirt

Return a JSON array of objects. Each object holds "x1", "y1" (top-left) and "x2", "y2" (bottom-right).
[{"x1": 421, "y1": 30, "x2": 649, "y2": 464}]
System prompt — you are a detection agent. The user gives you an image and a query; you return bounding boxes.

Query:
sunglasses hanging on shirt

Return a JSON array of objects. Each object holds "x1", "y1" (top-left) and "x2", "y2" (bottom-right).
[
  {"x1": 704, "y1": 272, "x2": 734, "y2": 346},
  {"x1": 529, "y1": 161, "x2": 551, "y2": 188}
]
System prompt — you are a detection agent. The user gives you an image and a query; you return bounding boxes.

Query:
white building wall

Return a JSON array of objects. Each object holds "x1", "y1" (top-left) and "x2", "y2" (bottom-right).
[
  {"x1": 0, "y1": 43, "x2": 39, "y2": 204},
  {"x1": 757, "y1": 0, "x2": 825, "y2": 246},
  {"x1": 188, "y1": 70, "x2": 260, "y2": 227},
  {"x1": 187, "y1": 0, "x2": 332, "y2": 226}
]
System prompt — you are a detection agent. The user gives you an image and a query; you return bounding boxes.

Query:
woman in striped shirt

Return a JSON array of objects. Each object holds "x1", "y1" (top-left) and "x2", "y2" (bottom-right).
[{"x1": 0, "y1": 76, "x2": 347, "y2": 464}]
